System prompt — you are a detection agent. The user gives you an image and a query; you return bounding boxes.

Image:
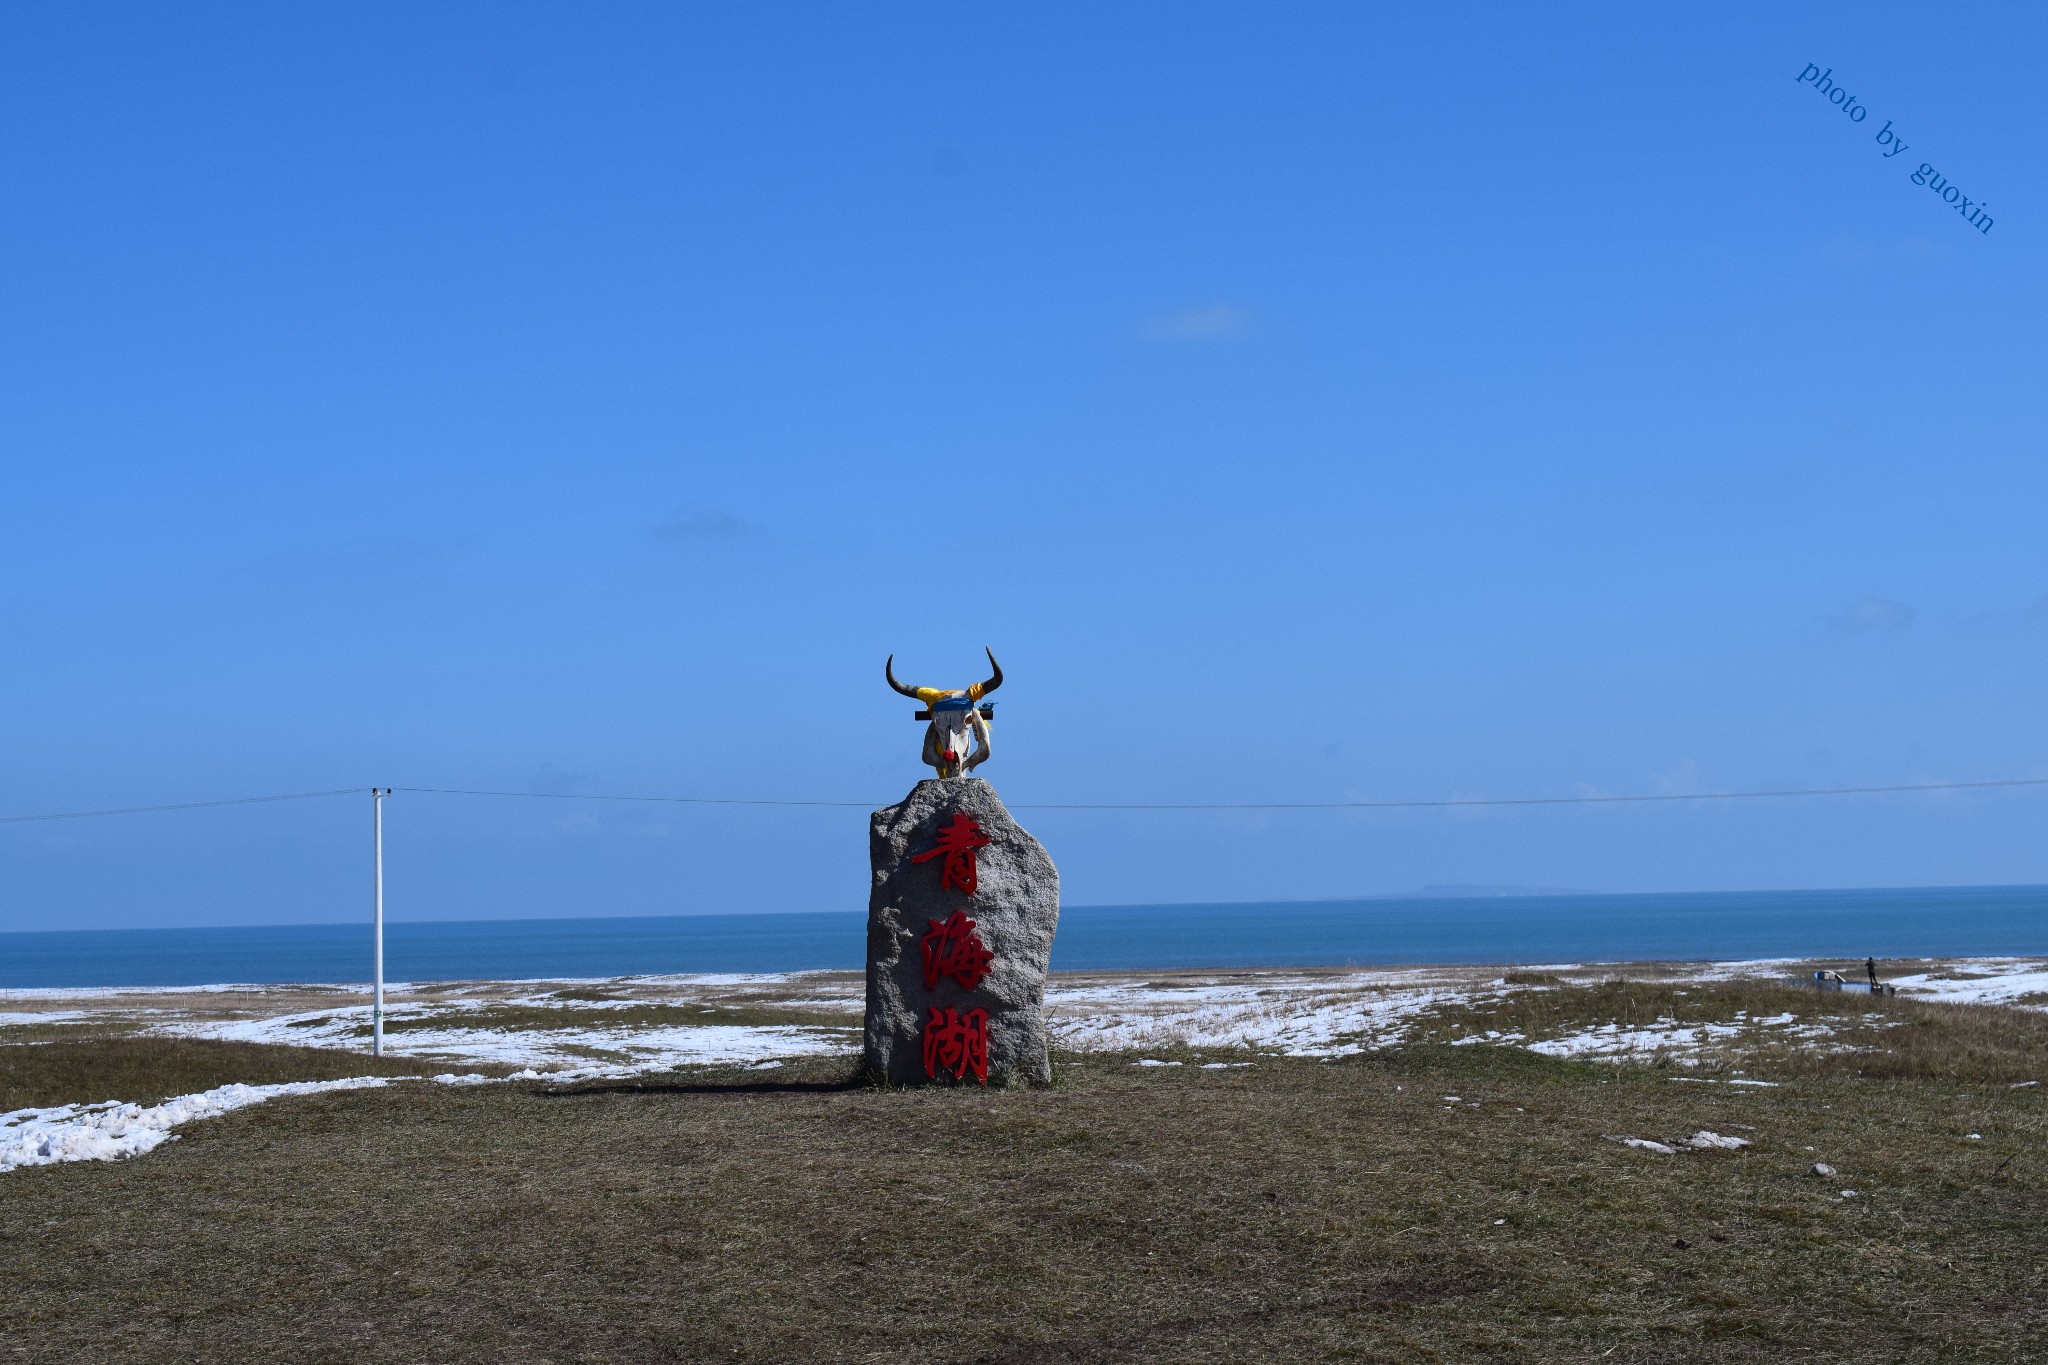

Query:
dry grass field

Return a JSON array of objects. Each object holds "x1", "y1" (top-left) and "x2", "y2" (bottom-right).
[
  {"x1": 0, "y1": 1036, "x2": 443, "y2": 1112},
  {"x1": 3, "y1": 974, "x2": 2045, "y2": 1363}
]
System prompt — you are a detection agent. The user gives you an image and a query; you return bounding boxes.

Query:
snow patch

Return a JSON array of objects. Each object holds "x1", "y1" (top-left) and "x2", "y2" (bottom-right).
[
  {"x1": 1525, "y1": 1012, "x2": 1835, "y2": 1066},
  {"x1": 1605, "y1": 1136, "x2": 1677, "y2": 1155},
  {"x1": 2, "y1": 1077, "x2": 394, "y2": 1174},
  {"x1": 1050, "y1": 981, "x2": 1454, "y2": 1058},
  {"x1": 153, "y1": 1005, "x2": 852, "y2": 1073},
  {"x1": 1681, "y1": 1130, "x2": 1751, "y2": 1150},
  {"x1": 1884, "y1": 960, "x2": 2048, "y2": 1010}
]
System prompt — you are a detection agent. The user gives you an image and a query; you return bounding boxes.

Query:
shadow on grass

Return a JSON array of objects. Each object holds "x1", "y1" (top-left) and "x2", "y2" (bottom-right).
[
  {"x1": 535, "y1": 1076, "x2": 865, "y2": 1098},
  {"x1": 535, "y1": 1055, "x2": 869, "y2": 1098}
]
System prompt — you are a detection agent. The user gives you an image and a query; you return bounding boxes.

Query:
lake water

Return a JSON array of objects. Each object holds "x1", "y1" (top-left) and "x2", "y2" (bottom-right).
[{"x1": 3, "y1": 884, "x2": 2043, "y2": 989}]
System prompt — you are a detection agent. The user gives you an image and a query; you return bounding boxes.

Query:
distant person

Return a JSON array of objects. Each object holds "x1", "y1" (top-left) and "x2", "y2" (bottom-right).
[{"x1": 1867, "y1": 957, "x2": 1879, "y2": 990}]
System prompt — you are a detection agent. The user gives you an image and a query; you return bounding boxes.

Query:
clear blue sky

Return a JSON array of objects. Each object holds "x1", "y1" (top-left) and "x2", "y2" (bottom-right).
[{"x1": 4, "y1": 4, "x2": 2044, "y2": 931}]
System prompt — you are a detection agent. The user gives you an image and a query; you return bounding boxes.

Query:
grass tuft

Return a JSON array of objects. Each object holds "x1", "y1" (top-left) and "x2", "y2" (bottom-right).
[{"x1": 0, "y1": 1037, "x2": 443, "y2": 1111}]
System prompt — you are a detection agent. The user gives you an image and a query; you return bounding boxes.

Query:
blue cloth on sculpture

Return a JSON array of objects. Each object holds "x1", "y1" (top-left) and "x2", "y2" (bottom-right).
[{"x1": 928, "y1": 694, "x2": 976, "y2": 712}]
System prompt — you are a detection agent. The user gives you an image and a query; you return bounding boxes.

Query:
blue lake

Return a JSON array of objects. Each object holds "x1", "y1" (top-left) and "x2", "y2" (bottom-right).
[{"x1": 2, "y1": 884, "x2": 2043, "y2": 988}]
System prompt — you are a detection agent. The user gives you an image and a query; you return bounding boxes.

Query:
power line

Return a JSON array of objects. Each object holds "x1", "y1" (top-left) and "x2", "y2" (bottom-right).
[
  {"x1": 396, "y1": 777, "x2": 2048, "y2": 812},
  {"x1": 4, "y1": 776, "x2": 2045, "y2": 826},
  {"x1": 1006, "y1": 777, "x2": 2048, "y2": 810},
  {"x1": 0, "y1": 788, "x2": 365, "y2": 824},
  {"x1": 395, "y1": 786, "x2": 873, "y2": 809}
]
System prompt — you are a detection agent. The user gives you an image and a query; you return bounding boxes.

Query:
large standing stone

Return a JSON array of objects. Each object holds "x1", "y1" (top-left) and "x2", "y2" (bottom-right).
[{"x1": 864, "y1": 777, "x2": 1059, "y2": 1087}]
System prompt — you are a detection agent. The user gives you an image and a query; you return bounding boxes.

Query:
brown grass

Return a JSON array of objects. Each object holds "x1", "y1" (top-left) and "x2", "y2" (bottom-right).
[
  {"x1": 3, "y1": 994, "x2": 2045, "y2": 1362},
  {"x1": 0, "y1": 1037, "x2": 443, "y2": 1111}
]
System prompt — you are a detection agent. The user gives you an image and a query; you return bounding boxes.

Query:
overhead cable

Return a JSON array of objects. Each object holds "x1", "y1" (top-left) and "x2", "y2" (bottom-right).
[
  {"x1": 1005, "y1": 777, "x2": 2048, "y2": 809},
  {"x1": 395, "y1": 786, "x2": 873, "y2": 808},
  {"x1": 4, "y1": 776, "x2": 2045, "y2": 825},
  {"x1": 0, "y1": 788, "x2": 366, "y2": 824},
  {"x1": 396, "y1": 777, "x2": 2048, "y2": 811}
]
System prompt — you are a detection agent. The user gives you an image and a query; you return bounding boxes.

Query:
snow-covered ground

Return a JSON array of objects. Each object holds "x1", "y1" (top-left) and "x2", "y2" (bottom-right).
[
  {"x1": 0, "y1": 1010, "x2": 91, "y2": 1027},
  {"x1": 162, "y1": 997, "x2": 855, "y2": 1072},
  {"x1": 1882, "y1": 960, "x2": 2048, "y2": 1008},
  {"x1": 2, "y1": 1076, "x2": 399, "y2": 1173},
  {"x1": 5, "y1": 955, "x2": 2042, "y2": 1176},
  {"x1": 1519, "y1": 1009, "x2": 1891, "y2": 1065},
  {"x1": 1046, "y1": 977, "x2": 1470, "y2": 1057},
  {"x1": 8, "y1": 957, "x2": 2046, "y2": 1077}
]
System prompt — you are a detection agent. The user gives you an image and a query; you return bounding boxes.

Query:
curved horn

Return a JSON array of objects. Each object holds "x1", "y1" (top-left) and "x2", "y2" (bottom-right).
[
  {"x1": 884, "y1": 655, "x2": 922, "y2": 700},
  {"x1": 976, "y1": 647, "x2": 1003, "y2": 698}
]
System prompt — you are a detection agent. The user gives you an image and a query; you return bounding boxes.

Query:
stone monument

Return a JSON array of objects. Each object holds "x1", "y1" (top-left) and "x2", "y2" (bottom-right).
[{"x1": 865, "y1": 650, "x2": 1059, "y2": 1086}]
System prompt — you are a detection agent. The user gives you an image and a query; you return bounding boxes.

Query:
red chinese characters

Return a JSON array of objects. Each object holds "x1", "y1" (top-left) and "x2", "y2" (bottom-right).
[
  {"x1": 912, "y1": 811, "x2": 991, "y2": 895},
  {"x1": 921, "y1": 910, "x2": 994, "y2": 991},
  {"x1": 911, "y1": 809, "x2": 997, "y2": 1084},
  {"x1": 922, "y1": 1005, "x2": 989, "y2": 1084}
]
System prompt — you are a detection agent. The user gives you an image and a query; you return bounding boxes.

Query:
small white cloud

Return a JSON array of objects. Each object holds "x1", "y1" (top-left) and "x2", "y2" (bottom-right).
[
  {"x1": 655, "y1": 511, "x2": 755, "y2": 541},
  {"x1": 1821, "y1": 237, "x2": 1877, "y2": 267},
  {"x1": 1141, "y1": 304, "x2": 1253, "y2": 341},
  {"x1": 1652, "y1": 760, "x2": 1706, "y2": 797},
  {"x1": 1827, "y1": 596, "x2": 1916, "y2": 633},
  {"x1": 530, "y1": 765, "x2": 591, "y2": 795}
]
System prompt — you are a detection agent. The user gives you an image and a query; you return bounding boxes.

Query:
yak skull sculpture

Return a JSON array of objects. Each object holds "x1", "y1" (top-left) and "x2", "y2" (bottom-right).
[{"x1": 886, "y1": 648, "x2": 1003, "y2": 779}]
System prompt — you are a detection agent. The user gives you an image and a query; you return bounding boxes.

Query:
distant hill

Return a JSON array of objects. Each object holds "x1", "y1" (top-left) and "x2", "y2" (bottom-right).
[{"x1": 1369, "y1": 884, "x2": 1595, "y2": 900}]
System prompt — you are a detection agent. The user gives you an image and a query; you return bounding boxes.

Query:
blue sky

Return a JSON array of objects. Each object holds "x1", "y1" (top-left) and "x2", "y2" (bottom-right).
[{"x1": 4, "y1": 4, "x2": 2044, "y2": 931}]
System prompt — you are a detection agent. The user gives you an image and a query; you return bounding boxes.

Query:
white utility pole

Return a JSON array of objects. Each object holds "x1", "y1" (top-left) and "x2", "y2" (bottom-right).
[{"x1": 372, "y1": 787, "x2": 391, "y2": 1056}]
